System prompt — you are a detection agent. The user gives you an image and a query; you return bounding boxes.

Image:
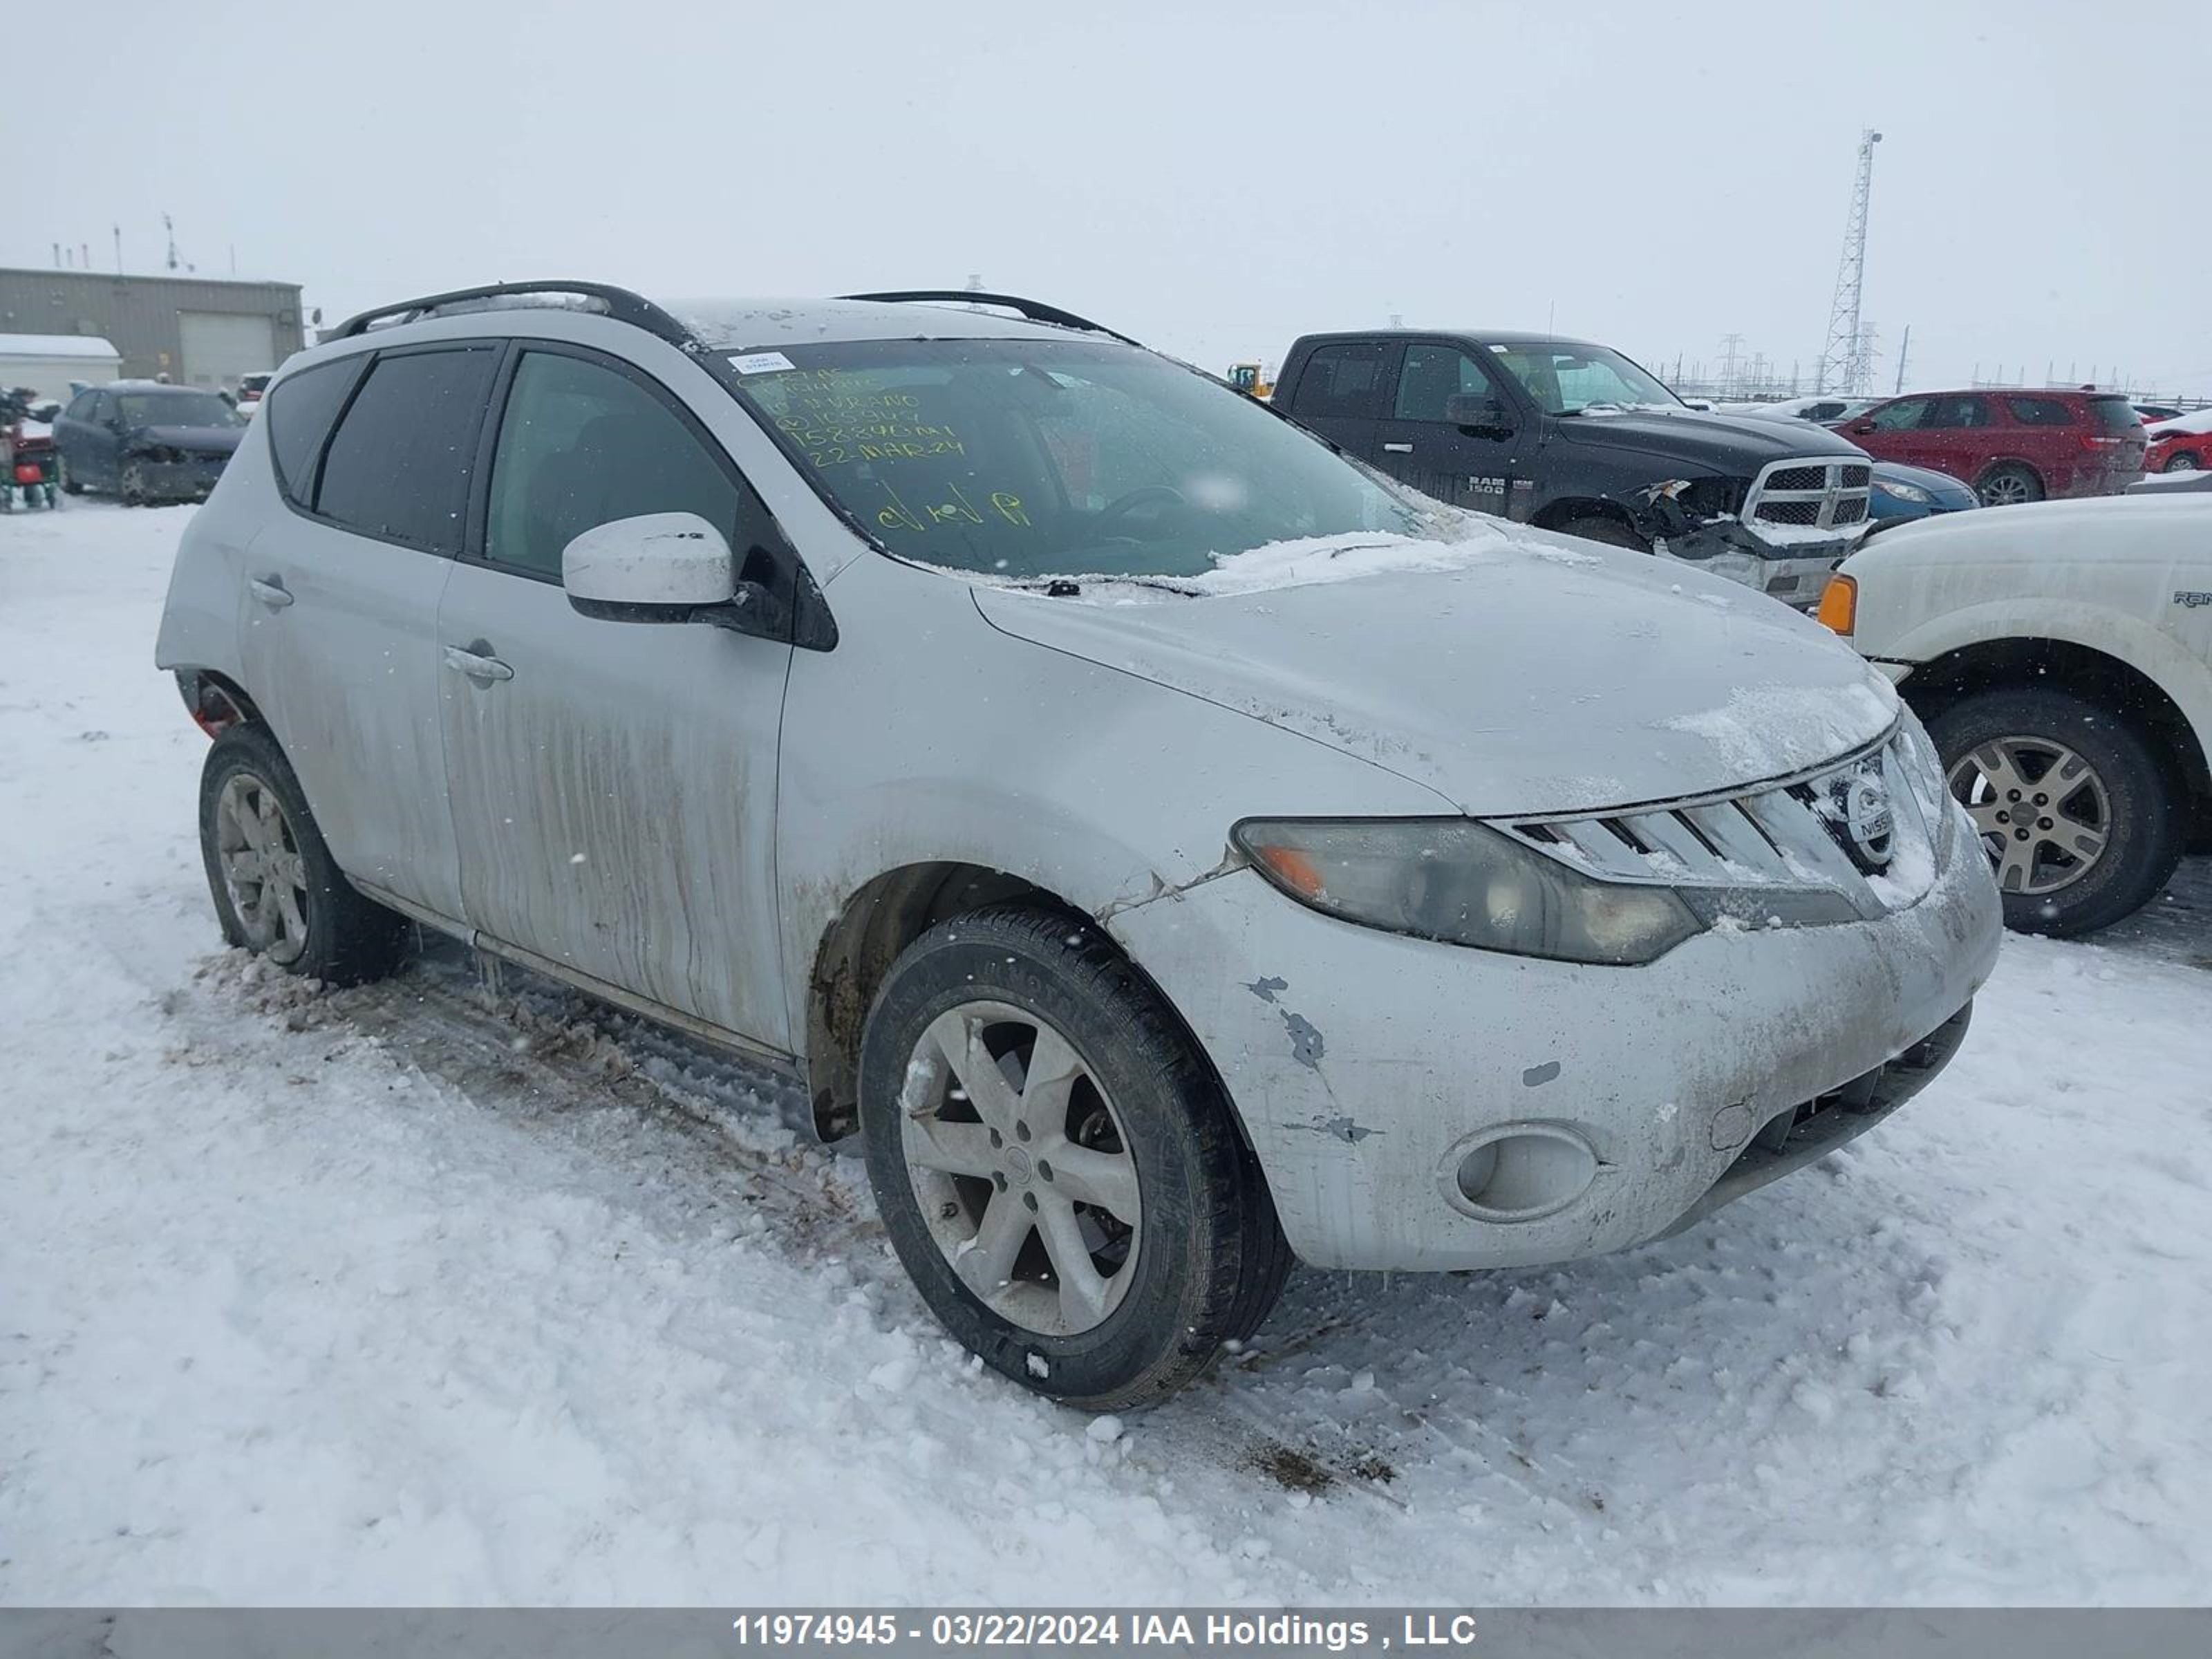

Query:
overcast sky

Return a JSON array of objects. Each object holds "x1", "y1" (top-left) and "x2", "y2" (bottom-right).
[{"x1": 17, "y1": 1, "x2": 2206, "y2": 394}]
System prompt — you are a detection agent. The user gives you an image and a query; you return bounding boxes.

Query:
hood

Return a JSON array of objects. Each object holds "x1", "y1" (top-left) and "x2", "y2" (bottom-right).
[
  {"x1": 1559, "y1": 406, "x2": 1867, "y2": 475},
  {"x1": 971, "y1": 530, "x2": 1900, "y2": 817},
  {"x1": 129, "y1": 423, "x2": 243, "y2": 454},
  {"x1": 1874, "y1": 461, "x2": 1978, "y2": 503}
]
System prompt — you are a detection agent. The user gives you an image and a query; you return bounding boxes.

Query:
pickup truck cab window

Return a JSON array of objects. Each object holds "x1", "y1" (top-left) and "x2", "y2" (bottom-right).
[{"x1": 1392, "y1": 345, "x2": 1501, "y2": 422}]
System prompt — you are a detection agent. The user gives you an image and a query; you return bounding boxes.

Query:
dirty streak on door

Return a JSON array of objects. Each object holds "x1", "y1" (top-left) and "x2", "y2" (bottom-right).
[{"x1": 436, "y1": 344, "x2": 795, "y2": 1051}]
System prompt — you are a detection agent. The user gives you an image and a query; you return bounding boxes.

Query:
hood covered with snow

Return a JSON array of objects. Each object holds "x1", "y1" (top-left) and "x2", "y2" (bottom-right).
[{"x1": 972, "y1": 530, "x2": 1900, "y2": 816}]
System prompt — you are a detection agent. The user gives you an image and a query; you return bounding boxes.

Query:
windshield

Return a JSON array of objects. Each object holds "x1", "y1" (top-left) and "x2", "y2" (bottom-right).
[
  {"x1": 118, "y1": 392, "x2": 244, "y2": 429},
  {"x1": 1487, "y1": 344, "x2": 1681, "y2": 415},
  {"x1": 726, "y1": 339, "x2": 1427, "y2": 581}
]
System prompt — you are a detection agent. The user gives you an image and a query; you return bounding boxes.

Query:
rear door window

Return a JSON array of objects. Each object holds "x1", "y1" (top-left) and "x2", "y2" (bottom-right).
[
  {"x1": 264, "y1": 357, "x2": 366, "y2": 506},
  {"x1": 1288, "y1": 343, "x2": 1386, "y2": 419},
  {"x1": 314, "y1": 347, "x2": 498, "y2": 553}
]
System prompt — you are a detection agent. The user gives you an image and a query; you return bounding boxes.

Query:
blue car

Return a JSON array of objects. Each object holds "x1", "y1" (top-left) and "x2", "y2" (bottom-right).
[
  {"x1": 52, "y1": 382, "x2": 247, "y2": 506},
  {"x1": 1867, "y1": 460, "x2": 1978, "y2": 523}
]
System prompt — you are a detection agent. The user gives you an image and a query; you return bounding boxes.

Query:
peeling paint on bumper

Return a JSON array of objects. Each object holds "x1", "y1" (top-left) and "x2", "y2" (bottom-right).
[{"x1": 1109, "y1": 827, "x2": 2000, "y2": 1272}]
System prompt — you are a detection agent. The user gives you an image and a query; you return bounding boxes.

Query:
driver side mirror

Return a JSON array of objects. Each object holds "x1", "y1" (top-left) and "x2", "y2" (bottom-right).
[
  {"x1": 563, "y1": 512, "x2": 736, "y2": 622},
  {"x1": 1850, "y1": 419, "x2": 1877, "y2": 435},
  {"x1": 1445, "y1": 393, "x2": 1514, "y2": 435}
]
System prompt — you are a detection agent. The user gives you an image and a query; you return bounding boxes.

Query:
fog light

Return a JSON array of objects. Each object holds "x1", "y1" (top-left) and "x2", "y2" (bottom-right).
[{"x1": 1439, "y1": 1123, "x2": 1600, "y2": 1222}]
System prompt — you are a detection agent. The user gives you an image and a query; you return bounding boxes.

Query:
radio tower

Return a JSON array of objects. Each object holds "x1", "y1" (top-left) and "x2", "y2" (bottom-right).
[{"x1": 1815, "y1": 129, "x2": 1882, "y2": 395}]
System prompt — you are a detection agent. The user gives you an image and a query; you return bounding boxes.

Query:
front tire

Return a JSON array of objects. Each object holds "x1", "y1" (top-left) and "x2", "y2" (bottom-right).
[
  {"x1": 2164, "y1": 451, "x2": 2202, "y2": 474},
  {"x1": 1928, "y1": 686, "x2": 2184, "y2": 936},
  {"x1": 120, "y1": 461, "x2": 148, "y2": 507},
  {"x1": 859, "y1": 906, "x2": 1289, "y2": 1409},
  {"x1": 198, "y1": 723, "x2": 408, "y2": 983}
]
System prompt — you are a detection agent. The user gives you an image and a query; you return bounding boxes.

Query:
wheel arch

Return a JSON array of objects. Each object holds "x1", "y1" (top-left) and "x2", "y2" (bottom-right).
[
  {"x1": 1532, "y1": 494, "x2": 1641, "y2": 536},
  {"x1": 1900, "y1": 635, "x2": 2211, "y2": 815},
  {"x1": 799, "y1": 859, "x2": 1259, "y2": 1154}
]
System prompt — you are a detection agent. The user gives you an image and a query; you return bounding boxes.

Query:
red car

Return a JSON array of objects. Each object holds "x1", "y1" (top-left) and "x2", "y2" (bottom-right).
[
  {"x1": 2145, "y1": 411, "x2": 2212, "y2": 474},
  {"x1": 1837, "y1": 388, "x2": 2147, "y2": 505}
]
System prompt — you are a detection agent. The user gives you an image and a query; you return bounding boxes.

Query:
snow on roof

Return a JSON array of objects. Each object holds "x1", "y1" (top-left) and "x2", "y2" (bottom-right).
[{"x1": 0, "y1": 333, "x2": 120, "y2": 359}]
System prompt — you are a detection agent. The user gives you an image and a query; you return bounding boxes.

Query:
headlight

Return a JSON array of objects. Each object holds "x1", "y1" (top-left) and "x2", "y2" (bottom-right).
[
  {"x1": 1230, "y1": 817, "x2": 1704, "y2": 966},
  {"x1": 1873, "y1": 478, "x2": 1932, "y2": 504}
]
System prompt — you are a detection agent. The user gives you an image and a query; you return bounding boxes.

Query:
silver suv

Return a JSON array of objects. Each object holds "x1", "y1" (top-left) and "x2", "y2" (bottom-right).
[{"x1": 156, "y1": 282, "x2": 2002, "y2": 1407}]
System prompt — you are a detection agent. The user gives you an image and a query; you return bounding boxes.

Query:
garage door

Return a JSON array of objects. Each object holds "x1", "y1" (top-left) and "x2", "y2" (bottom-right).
[{"x1": 178, "y1": 311, "x2": 281, "y2": 391}]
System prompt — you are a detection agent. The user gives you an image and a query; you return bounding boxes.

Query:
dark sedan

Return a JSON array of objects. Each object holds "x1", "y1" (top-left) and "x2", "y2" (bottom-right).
[{"x1": 53, "y1": 382, "x2": 247, "y2": 505}]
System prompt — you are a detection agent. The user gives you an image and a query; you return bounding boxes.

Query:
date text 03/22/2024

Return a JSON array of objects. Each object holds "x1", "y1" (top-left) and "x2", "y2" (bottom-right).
[{"x1": 728, "y1": 1612, "x2": 1485, "y2": 1649}]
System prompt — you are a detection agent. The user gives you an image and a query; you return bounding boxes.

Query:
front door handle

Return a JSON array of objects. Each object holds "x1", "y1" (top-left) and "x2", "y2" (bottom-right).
[
  {"x1": 442, "y1": 643, "x2": 514, "y2": 684},
  {"x1": 248, "y1": 577, "x2": 294, "y2": 609},
  {"x1": 1382, "y1": 442, "x2": 1414, "y2": 453}
]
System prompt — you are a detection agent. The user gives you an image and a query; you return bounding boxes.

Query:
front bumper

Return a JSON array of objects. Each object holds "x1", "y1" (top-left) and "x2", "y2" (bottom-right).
[
  {"x1": 1110, "y1": 814, "x2": 2000, "y2": 1272},
  {"x1": 1658, "y1": 516, "x2": 1864, "y2": 608},
  {"x1": 130, "y1": 454, "x2": 229, "y2": 499}
]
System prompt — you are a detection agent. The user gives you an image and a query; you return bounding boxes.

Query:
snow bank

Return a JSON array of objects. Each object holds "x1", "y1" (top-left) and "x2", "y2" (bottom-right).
[{"x1": 6, "y1": 504, "x2": 2211, "y2": 1607}]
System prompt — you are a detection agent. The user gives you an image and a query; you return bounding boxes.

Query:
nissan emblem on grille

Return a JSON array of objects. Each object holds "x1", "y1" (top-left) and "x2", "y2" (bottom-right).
[{"x1": 1838, "y1": 766, "x2": 1895, "y2": 871}]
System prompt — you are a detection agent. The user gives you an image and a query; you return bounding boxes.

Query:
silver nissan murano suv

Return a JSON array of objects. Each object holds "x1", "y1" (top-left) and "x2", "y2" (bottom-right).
[{"x1": 156, "y1": 282, "x2": 2000, "y2": 1407}]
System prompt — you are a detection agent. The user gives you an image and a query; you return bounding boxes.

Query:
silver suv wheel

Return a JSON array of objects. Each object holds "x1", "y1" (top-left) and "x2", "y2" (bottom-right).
[
  {"x1": 214, "y1": 771, "x2": 312, "y2": 964},
  {"x1": 899, "y1": 1000, "x2": 1141, "y2": 1337}
]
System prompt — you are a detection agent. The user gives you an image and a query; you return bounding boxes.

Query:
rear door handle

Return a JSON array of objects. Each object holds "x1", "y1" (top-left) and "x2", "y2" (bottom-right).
[
  {"x1": 248, "y1": 577, "x2": 294, "y2": 609},
  {"x1": 1382, "y1": 442, "x2": 1414, "y2": 453},
  {"x1": 442, "y1": 644, "x2": 514, "y2": 684}
]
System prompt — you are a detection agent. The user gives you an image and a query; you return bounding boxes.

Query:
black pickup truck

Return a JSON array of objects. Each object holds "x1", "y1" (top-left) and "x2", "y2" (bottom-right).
[{"x1": 1272, "y1": 330, "x2": 1874, "y2": 606}]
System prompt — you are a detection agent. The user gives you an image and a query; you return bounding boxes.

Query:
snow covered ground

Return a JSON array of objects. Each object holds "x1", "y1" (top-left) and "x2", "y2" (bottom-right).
[{"x1": 3, "y1": 501, "x2": 2209, "y2": 1606}]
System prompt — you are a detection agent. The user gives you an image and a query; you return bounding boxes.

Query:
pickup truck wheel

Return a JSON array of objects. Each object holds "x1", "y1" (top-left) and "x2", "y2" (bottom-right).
[
  {"x1": 1974, "y1": 463, "x2": 2043, "y2": 507},
  {"x1": 198, "y1": 723, "x2": 409, "y2": 984},
  {"x1": 858, "y1": 906, "x2": 1289, "y2": 1409},
  {"x1": 1555, "y1": 514, "x2": 1648, "y2": 552},
  {"x1": 1929, "y1": 687, "x2": 2183, "y2": 936}
]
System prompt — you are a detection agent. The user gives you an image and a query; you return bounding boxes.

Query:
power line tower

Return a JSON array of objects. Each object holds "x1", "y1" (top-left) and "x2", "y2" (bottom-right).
[{"x1": 1816, "y1": 129, "x2": 1882, "y2": 394}]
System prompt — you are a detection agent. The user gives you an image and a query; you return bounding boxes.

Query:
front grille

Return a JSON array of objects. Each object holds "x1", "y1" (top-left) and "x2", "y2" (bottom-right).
[
  {"x1": 1496, "y1": 722, "x2": 1948, "y2": 925},
  {"x1": 1743, "y1": 457, "x2": 1873, "y2": 535}
]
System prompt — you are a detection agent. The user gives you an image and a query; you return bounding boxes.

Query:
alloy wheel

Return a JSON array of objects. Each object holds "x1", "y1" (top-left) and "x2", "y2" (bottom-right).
[
  {"x1": 1978, "y1": 471, "x2": 2034, "y2": 506},
  {"x1": 2166, "y1": 453, "x2": 2202, "y2": 473},
  {"x1": 898, "y1": 1000, "x2": 1141, "y2": 1337},
  {"x1": 1949, "y1": 736, "x2": 2111, "y2": 895},
  {"x1": 214, "y1": 772, "x2": 312, "y2": 964}
]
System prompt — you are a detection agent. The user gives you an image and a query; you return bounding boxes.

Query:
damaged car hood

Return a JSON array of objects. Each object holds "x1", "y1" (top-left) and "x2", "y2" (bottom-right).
[{"x1": 971, "y1": 542, "x2": 1900, "y2": 817}]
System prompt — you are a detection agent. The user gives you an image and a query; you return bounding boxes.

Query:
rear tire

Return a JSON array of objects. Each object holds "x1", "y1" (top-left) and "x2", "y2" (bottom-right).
[
  {"x1": 198, "y1": 723, "x2": 408, "y2": 984},
  {"x1": 58, "y1": 456, "x2": 82, "y2": 495},
  {"x1": 858, "y1": 906, "x2": 1288, "y2": 1409},
  {"x1": 1555, "y1": 513, "x2": 1648, "y2": 552},
  {"x1": 1974, "y1": 462, "x2": 2044, "y2": 507},
  {"x1": 1927, "y1": 686, "x2": 2183, "y2": 936}
]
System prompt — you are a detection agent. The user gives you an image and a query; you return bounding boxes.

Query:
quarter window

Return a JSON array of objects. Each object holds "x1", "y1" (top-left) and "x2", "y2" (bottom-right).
[
  {"x1": 1288, "y1": 343, "x2": 1386, "y2": 419},
  {"x1": 263, "y1": 357, "x2": 365, "y2": 506},
  {"x1": 484, "y1": 350, "x2": 747, "y2": 581},
  {"x1": 2007, "y1": 396, "x2": 2072, "y2": 427},
  {"x1": 315, "y1": 347, "x2": 498, "y2": 554},
  {"x1": 1393, "y1": 346, "x2": 1499, "y2": 422}
]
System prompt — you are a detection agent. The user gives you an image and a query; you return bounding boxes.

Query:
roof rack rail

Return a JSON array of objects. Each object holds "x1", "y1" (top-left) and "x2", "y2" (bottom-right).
[
  {"x1": 837, "y1": 290, "x2": 1141, "y2": 348},
  {"x1": 332, "y1": 281, "x2": 695, "y2": 346}
]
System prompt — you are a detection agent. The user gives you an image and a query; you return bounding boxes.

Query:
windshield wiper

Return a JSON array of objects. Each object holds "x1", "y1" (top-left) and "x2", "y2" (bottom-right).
[{"x1": 1010, "y1": 574, "x2": 1203, "y2": 598}]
